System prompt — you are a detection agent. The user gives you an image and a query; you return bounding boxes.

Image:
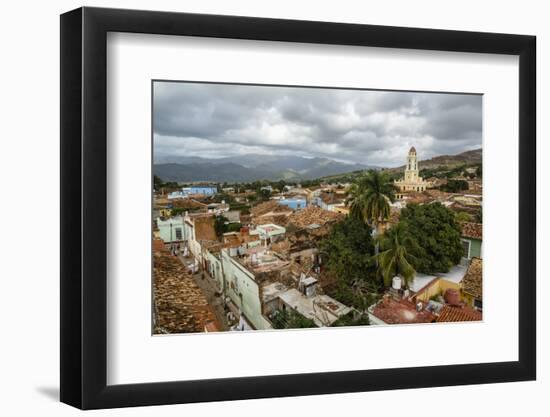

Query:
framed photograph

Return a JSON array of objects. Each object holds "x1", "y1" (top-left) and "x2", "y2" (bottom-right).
[{"x1": 60, "y1": 7, "x2": 536, "y2": 410}]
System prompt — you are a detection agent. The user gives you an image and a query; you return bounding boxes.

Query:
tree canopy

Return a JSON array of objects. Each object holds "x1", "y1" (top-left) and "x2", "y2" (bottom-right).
[
  {"x1": 399, "y1": 202, "x2": 463, "y2": 273},
  {"x1": 271, "y1": 309, "x2": 316, "y2": 329},
  {"x1": 441, "y1": 179, "x2": 469, "y2": 193},
  {"x1": 347, "y1": 170, "x2": 395, "y2": 228},
  {"x1": 214, "y1": 215, "x2": 242, "y2": 237},
  {"x1": 319, "y1": 216, "x2": 375, "y2": 287},
  {"x1": 214, "y1": 215, "x2": 228, "y2": 238},
  {"x1": 375, "y1": 222, "x2": 419, "y2": 288}
]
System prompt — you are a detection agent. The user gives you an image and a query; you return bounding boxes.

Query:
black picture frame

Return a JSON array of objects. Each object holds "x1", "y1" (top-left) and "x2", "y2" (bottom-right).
[{"x1": 60, "y1": 6, "x2": 536, "y2": 410}]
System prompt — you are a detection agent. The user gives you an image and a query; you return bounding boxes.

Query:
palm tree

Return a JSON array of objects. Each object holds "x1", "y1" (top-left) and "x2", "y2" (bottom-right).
[
  {"x1": 347, "y1": 170, "x2": 395, "y2": 234},
  {"x1": 374, "y1": 222, "x2": 418, "y2": 288}
]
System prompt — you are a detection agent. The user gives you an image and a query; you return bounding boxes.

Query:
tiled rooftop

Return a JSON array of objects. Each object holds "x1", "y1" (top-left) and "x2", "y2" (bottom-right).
[
  {"x1": 287, "y1": 206, "x2": 344, "y2": 228},
  {"x1": 436, "y1": 305, "x2": 482, "y2": 322},
  {"x1": 371, "y1": 297, "x2": 436, "y2": 325},
  {"x1": 462, "y1": 257, "x2": 482, "y2": 300},
  {"x1": 153, "y1": 251, "x2": 218, "y2": 334},
  {"x1": 251, "y1": 200, "x2": 292, "y2": 218},
  {"x1": 460, "y1": 222, "x2": 483, "y2": 240}
]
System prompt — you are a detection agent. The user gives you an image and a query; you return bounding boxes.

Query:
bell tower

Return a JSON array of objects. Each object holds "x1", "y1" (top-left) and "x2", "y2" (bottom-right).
[{"x1": 404, "y1": 146, "x2": 418, "y2": 182}]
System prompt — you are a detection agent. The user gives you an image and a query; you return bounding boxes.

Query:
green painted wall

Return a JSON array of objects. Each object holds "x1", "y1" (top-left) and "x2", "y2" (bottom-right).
[
  {"x1": 221, "y1": 250, "x2": 272, "y2": 330},
  {"x1": 157, "y1": 217, "x2": 185, "y2": 243},
  {"x1": 469, "y1": 238, "x2": 482, "y2": 258},
  {"x1": 205, "y1": 250, "x2": 224, "y2": 290}
]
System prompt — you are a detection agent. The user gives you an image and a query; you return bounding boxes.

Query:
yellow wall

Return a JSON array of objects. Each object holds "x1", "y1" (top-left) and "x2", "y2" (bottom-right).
[
  {"x1": 159, "y1": 208, "x2": 172, "y2": 217},
  {"x1": 414, "y1": 278, "x2": 461, "y2": 303},
  {"x1": 461, "y1": 292, "x2": 475, "y2": 308},
  {"x1": 333, "y1": 206, "x2": 350, "y2": 215}
]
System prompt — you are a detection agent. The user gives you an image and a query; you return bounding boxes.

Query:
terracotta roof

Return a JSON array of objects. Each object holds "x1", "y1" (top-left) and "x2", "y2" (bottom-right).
[
  {"x1": 436, "y1": 305, "x2": 482, "y2": 322},
  {"x1": 257, "y1": 213, "x2": 292, "y2": 227},
  {"x1": 193, "y1": 216, "x2": 217, "y2": 241},
  {"x1": 153, "y1": 238, "x2": 166, "y2": 251},
  {"x1": 171, "y1": 198, "x2": 207, "y2": 210},
  {"x1": 153, "y1": 252, "x2": 217, "y2": 333},
  {"x1": 372, "y1": 297, "x2": 435, "y2": 324},
  {"x1": 460, "y1": 222, "x2": 483, "y2": 240},
  {"x1": 319, "y1": 192, "x2": 344, "y2": 205},
  {"x1": 405, "y1": 192, "x2": 431, "y2": 204},
  {"x1": 462, "y1": 257, "x2": 482, "y2": 300},
  {"x1": 287, "y1": 206, "x2": 344, "y2": 228},
  {"x1": 251, "y1": 200, "x2": 292, "y2": 218},
  {"x1": 424, "y1": 189, "x2": 453, "y2": 200},
  {"x1": 204, "y1": 321, "x2": 221, "y2": 332},
  {"x1": 154, "y1": 197, "x2": 170, "y2": 206},
  {"x1": 409, "y1": 146, "x2": 416, "y2": 153}
]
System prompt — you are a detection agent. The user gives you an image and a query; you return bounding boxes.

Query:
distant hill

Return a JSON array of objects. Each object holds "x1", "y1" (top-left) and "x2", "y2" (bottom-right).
[
  {"x1": 385, "y1": 148, "x2": 482, "y2": 173},
  {"x1": 153, "y1": 154, "x2": 376, "y2": 183}
]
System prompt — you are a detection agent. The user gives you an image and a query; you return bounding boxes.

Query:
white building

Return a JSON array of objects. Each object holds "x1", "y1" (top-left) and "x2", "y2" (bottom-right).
[{"x1": 157, "y1": 216, "x2": 186, "y2": 243}]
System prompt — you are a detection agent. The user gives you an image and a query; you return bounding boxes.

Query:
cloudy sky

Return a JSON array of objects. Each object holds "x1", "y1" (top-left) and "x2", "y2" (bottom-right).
[{"x1": 153, "y1": 81, "x2": 482, "y2": 167}]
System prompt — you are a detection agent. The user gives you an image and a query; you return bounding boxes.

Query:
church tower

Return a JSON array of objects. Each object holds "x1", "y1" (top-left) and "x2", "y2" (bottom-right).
[
  {"x1": 404, "y1": 146, "x2": 418, "y2": 182},
  {"x1": 394, "y1": 146, "x2": 430, "y2": 198}
]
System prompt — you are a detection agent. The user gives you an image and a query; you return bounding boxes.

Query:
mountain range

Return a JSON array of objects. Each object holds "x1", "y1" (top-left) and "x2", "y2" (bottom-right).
[
  {"x1": 153, "y1": 154, "x2": 375, "y2": 183},
  {"x1": 384, "y1": 148, "x2": 482, "y2": 173},
  {"x1": 154, "y1": 148, "x2": 482, "y2": 183}
]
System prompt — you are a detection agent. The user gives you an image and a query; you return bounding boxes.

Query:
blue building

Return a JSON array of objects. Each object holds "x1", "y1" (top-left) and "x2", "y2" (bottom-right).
[
  {"x1": 279, "y1": 198, "x2": 307, "y2": 210},
  {"x1": 185, "y1": 186, "x2": 217, "y2": 196}
]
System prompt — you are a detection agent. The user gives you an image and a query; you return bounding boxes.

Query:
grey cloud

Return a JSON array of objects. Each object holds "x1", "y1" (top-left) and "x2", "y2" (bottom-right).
[{"x1": 153, "y1": 81, "x2": 481, "y2": 167}]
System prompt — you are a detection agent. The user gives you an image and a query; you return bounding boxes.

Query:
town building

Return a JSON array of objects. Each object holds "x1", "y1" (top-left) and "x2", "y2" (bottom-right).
[
  {"x1": 193, "y1": 216, "x2": 352, "y2": 331},
  {"x1": 188, "y1": 185, "x2": 217, "y2": 195},
  {"x1": 157, "y1": 216, "x2": 186, "y2": 243},
  {"x1": 182, "y1": 213, "x2": 217, "y2": 263},
  {"x1": 223, "y1": 210, "x2": 241, "y2": 224},
  {"x1": 256, "y1": 223, "x2": 286, "y2": 245},
  {"x1": 394, "y1": 146, "x2": 431, "y2": 199},
  {"x1": 168, "y1": 185, "x2": 218, "y2": 199},
  {"x1": 460, "y1": 222, "x2": 483, "y2": 259},
  {"x1": 312, "y1": 192, "x2": 346, "y2": 212},
  {"x1": 221, "y1": 247, "x2": 289, "y2": 330},
  {"x1": 250, "y1": 200, "x2": 294, "y2": 226},
  {"x1": 275, "y1": 282, "x2": 352, "y2": 327},
  {"x1": 278, "y1": 197, "x2": 307, "y2": 210}
]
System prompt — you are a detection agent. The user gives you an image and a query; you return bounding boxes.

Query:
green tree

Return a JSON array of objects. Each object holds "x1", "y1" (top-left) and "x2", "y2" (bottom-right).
[
  {"x1": 347, "y1": 170, "x2": 395, "y2": 232},
  {"x1": 214, "y1": 215, "x2": 228, "y2": 238},
  {"x1": 319, "y1": 216, "x2": 375, "y2": 288},
  {"x1": 476, "y1": 164, "x2": 482, "y2": 178},
  {"x1": 331, "y1": 312, "x2": 370, "y2": 327},
  {"x1": 442, "y1": 179, "x2": 469, "y2": 193},
  {"x1": 400, "y1": 202, "x2": 464, "y2": 273},
  {"x1": 276, "y1": 180, "x2": 287, "y2": 193},
  {"x1": 257, "y1": 188, "x2": 271, "y2": 201},
  {"x1": 210, "y1": 193, "x2": 235, "y2": 204},
  {"x1": 374, "y1": 222, "x2": 419, "y2": 288},
  {"x1": 455, "y1": 211, "x2": 473, "y2": 223},
  {"x1": 171, "y1": 207, "x2": 186, "y2": 216},
  {"x1": 225, "y1": 222, "x2": 243, "y2": 233},
  {"x1": 328, "y1": 280, "x2": 380, "y2": 312},
  {"x1": 271, "y1": 309, "x2": 317, "y2": 329},
  {"x1": 153, "y1": 175, "x2": 164, "y2": 190}
]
